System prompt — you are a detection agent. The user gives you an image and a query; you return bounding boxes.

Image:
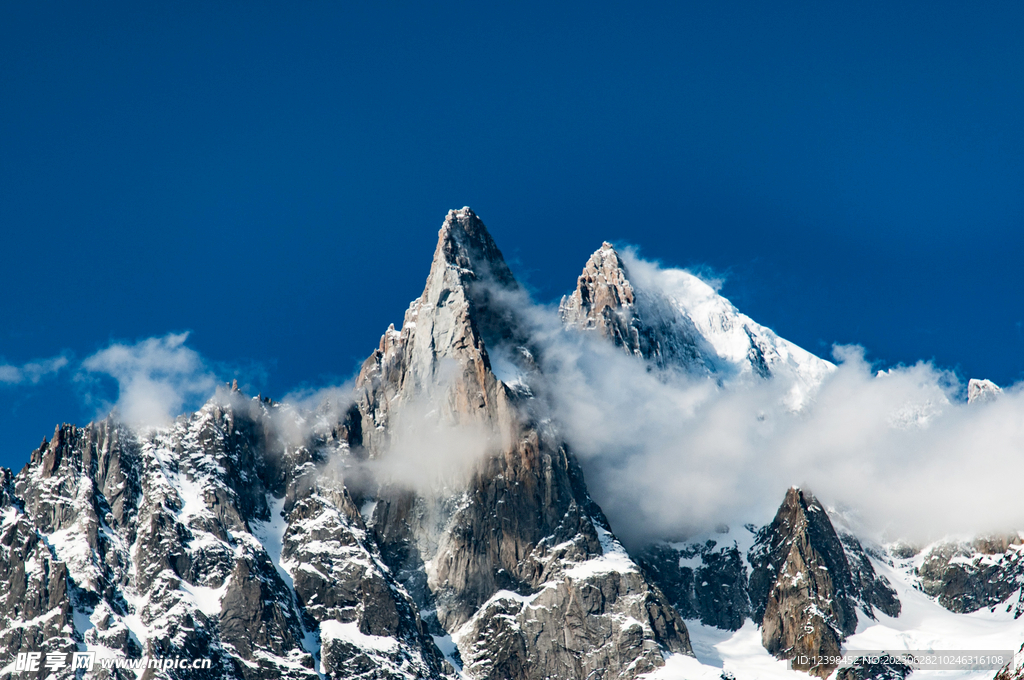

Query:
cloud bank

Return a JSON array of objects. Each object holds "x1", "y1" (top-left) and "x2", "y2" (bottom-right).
[
  {"x1": 30, "y1": 257, "x2": 1023, "y2": 548},
  {"x1": 524, "y1": 257, "x2": 1024, "y2": 546}
]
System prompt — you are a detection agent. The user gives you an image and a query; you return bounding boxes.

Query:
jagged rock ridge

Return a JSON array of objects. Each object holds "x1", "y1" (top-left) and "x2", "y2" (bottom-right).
[
  {"x1": 1, "y1": 396, "x2": 450, "y2": 680},
  {"x1": 916, "y1": 534, "x2": 1024, "y2": 616}
]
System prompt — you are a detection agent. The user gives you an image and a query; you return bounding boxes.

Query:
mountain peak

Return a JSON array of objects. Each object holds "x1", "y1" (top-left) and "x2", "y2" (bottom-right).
[
  {"x1": 968, "y1": 378, "x2": 1001, "y2": 404},
  {"x1": 560, "y1": 242, "x2": 637, "y2": 332},
  {"x1": 353, "y1": 214, "x2": 694, "y2": 677},
  {"x1": 748, "y1": 486, "x2": 899, "y2": 677},
  {"x1": 561, "y1": 243, "x2": 836, "y2": 400},
  {"x1": 433, "y1": 206, "x2": 516, "y2": 288},
  {"x1": 560, "y1": 241, "x2": 713, "y2": 371},
  {"x1": 357, "y1": 208, "x2": 527, "y2": 417}
]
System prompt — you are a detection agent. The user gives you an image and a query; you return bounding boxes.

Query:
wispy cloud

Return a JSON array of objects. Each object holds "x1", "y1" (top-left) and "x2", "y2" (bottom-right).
[
  {"x1": 0, "y1": 354, "x2": 70, "y2": 385},
  {"x1": 81, "y1": 332, "x2": 219, "y2": 429}
]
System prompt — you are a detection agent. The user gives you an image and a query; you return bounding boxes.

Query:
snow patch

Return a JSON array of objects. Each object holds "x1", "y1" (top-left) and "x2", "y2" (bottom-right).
[
  {"x1": 320, "y1": 619, "x2": 399, "y2": 654},
  {"x1": 563, "y1": 522, "x2": 639, "y2": 578},
  {"x1": 252, "y1": 495, "x2": 324, "y2": 678},
  {"x1": 180, "y1": 580, "x2": 228, "y2": 618},
  {"x1": 432, "y1": 633, "x2": 468, "y2": 678}
]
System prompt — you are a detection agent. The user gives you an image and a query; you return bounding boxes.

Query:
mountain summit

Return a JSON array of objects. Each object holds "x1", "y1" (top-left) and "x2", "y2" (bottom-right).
[
  {"x1": 561, "y1": 241, "x2": 833, "y2": 404},
  {"x1": 356, "y1": 208, "x2": 692, "y2": 679},
  {"x1": 559, "y1": 242, "x2": 712, "y2": 371}
]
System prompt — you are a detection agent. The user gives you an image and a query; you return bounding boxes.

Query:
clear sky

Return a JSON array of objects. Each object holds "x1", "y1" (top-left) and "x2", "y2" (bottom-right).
[{"x1": 1, "y1": 2, "x2": 1022, "y2": 471}]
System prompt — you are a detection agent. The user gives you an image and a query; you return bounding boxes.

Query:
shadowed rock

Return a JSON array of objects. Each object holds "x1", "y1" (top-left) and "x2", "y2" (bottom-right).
[
  {"x1": 917, "y1": 535, "x2": 1023, "y2": 615},
  {"x1": 748, "y1": 488, "x2": 886, "y2": 678}
]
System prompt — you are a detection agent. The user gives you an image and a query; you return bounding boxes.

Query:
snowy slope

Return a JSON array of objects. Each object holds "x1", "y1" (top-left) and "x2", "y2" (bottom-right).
[
  {"x1": 619, "y1": 250, "x2": 835, "y2": 406},
  {"x1": 641, "y1": 524, "x2": 1024, "y2": 680}
]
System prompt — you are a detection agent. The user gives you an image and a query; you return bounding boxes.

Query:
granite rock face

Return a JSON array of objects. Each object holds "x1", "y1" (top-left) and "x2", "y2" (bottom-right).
[
  {"x1": 747, "y1": 488, "x2": 899, "y2": 678},
  {"x1": 637, "y1": 539, "x2": 751, "y2": 631},
  {"x1": 355, "y1": 208, "x2": 692, "y2": 680},
  {"x1": 636, "y1": 492, "x2": 903, "y2": 677},
  {"x1": 0, "y1": 467, "x2": 77, "y2": 678},
  {"x1": 916, "y1": 535, "x2": 1024, "y2": 616}
]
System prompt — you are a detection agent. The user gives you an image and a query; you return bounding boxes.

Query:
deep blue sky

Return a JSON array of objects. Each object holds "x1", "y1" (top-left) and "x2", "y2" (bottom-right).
[{"x1": 2, "y1": 2, "x2": 1022, "y2": 470}]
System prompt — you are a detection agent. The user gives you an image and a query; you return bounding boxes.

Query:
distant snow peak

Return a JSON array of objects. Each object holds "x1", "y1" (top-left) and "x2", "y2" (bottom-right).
[{"x1": 968, "y1": 378, "x2": 1002, "y2": 404}]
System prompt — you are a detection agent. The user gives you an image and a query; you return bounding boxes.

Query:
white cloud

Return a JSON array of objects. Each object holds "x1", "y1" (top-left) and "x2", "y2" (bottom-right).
[
  {"x1": 0, "y1": 354, "x2": 69, "y2": 385},
  {"x1": 505, "y1": 257, "x2": 1024, "y2": 547},
  {"x1": 330, "y1": 397, "x2": 499, "y2": 501},
  {"x1": 81, "y1": 332, "x2": 218, "y2": 429}
]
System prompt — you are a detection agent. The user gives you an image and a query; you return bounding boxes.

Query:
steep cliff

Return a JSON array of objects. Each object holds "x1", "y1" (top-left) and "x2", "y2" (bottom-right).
[
  {"x1": 355, "y1": 208, "x2": 692, "y2": 680},
  {"x1": 747, "y1": 488, "x2": 899, "y2": 678}
]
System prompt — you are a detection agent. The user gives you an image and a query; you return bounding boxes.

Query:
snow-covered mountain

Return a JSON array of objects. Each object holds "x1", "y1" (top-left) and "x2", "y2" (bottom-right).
[
  {"x1": 1, "y1": 397, "x2": 450, "y2": 680},
  {"x1": 1, "y1": 208, "x2": 1021, "y2": 680},
  {"x1": 559, "y1": 242, "x2": 834, "y2": 407}
]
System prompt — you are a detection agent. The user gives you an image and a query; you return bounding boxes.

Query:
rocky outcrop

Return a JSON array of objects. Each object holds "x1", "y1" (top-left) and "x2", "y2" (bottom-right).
[
  {"x1": 835, "y1": 654, "x2": 913, "y2": 680},
  {"x1": 638, "y1": 539, "x2": 751, "y2": 631},
  {"x1": 634, "y1": 493, "x2": 901, "y2": 659},
  {"x1": 995, "y1": 643, "x2": 1024, "y2": 680},
  {"x1": 747, "y1": 488, "x2": 900, "y2": 678},
  {"x1": 838, "y1": 532, "x2": 901, "y2": 619},
  {"x1": 356, "y1": 208, "x2": 692, "y2": 679},
  {"x1": 917, "y1": 535, "x2": 1024, "y2": 615},
  {"x1": 0, "y1": 467, "x2": 77, "y2": 679}
]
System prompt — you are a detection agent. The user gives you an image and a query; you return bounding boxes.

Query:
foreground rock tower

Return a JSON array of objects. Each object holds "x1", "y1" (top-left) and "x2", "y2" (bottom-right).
[
  {"x1": 355, "y1": 207, "x2": 692, "y2": 679},
  {"x1": 747, "y1": 488, "x2": 900, "y2": 678}
]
